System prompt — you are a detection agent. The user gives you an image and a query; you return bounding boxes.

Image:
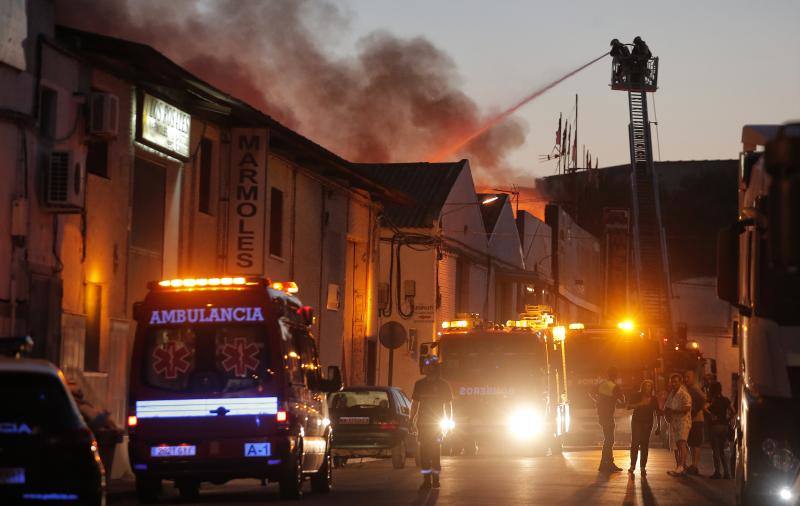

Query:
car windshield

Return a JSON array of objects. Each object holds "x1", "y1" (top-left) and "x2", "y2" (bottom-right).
[
  {"x1": 0, "y1": 372, "x2": 83, "y2": 435},
  {"x1": 330, "y1": 390, "x2": 391, "y2": 411},
  {"x1": 439, "y1": 334, "x2": 547, "y2": 383},
  {"x1": 144, "y1": 324, "x2": 270, "y2": 394}
]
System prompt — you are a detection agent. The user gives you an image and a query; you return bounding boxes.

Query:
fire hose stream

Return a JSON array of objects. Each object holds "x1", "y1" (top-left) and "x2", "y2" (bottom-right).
[{"x1": 429, "y1": 52, "x2": 610, "y2": 162}]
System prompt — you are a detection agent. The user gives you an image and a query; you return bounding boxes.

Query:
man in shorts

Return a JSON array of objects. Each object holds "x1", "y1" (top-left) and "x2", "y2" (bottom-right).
[{"x1": 684, "y1": 370, "x2": 706, "y2": 475}]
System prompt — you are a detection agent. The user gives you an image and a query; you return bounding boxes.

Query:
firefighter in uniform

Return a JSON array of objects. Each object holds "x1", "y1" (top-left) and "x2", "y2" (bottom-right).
[
  {"x1": 593, "y1": 366, "x2": 625, "y2": 472},
  {"x1": 410, "y1": 357, "x2": 453, "y2": 490}
]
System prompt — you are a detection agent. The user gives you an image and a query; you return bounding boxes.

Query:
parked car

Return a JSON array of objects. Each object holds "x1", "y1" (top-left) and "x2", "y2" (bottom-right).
[
  {"x1": 329, "y1": 386, "x2": 417, "y2": 469},
  {"x1": 0, "y1": 356, "x2": 106, "y2": 505}
]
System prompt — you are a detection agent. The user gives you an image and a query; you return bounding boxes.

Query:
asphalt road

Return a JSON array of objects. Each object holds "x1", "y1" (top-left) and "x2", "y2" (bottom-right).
[{"x1": 109, "y1": 449, "x2": 735, "y2": 505}]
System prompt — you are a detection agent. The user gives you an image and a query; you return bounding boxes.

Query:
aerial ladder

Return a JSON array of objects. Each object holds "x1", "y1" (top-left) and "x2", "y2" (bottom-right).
[{"x1": 610, "y1": 42, "x2": 674, "y2": 341}]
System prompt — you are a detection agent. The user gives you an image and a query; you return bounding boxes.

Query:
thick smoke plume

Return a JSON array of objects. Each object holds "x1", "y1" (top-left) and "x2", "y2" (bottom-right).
[{"x1": 55, "y1": 0, "x2": 528, "y2": 185}]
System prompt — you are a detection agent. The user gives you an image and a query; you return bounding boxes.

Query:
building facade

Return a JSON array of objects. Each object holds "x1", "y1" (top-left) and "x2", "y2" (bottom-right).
[{"x1": 1, "y1": 3, "x2": 393, "y2": 475}]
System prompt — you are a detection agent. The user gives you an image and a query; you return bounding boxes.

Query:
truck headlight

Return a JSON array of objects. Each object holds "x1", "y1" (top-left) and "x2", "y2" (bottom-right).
[
  {"x1": 507, "y1": 407, "x2": 542, "y2": 440},
  {"x1": 439, "y1": 417, "x2": 455, "y2": 433}
]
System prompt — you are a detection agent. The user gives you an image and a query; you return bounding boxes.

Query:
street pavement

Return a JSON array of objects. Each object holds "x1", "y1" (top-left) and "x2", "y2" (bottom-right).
[{"x1": 109, "y1": 449, "x2": 735, "y2": 505}]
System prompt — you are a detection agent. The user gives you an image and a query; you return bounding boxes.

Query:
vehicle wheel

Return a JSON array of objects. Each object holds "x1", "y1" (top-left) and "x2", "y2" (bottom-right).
[
  {"x1": 310, "y1": 444, "x2": 332, "y2": 493},
  {"x1": 333, "y1": 456, "x2": 347, "y2": 468},
  {"x1": 392, "y1": 440, "x2": 407, "y2": 469},
  {"x1": 279, "y1": 444, "x2": 304, "y2": 500},
  {"x1": 176, "y1": 479, "x2": 200, "y2": 502},
  {"x1": 135, "y1": 477, "x2": 161, "y2": 504}
]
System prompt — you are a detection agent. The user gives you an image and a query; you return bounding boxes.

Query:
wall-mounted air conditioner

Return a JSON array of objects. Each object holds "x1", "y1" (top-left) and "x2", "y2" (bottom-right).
[
  {"x1": 88, "y1": 92, "x2": 119, "y2": 137},
  {"x1": 44, "y1": 150, "x2": 85, "y2": 212}
]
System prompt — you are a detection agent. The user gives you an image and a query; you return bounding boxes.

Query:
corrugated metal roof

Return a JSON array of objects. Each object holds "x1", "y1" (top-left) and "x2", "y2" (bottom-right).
[
  {"x1": 352, "y1": 161, "x2": 467, "y2": 228},
  {"x1": 476, "y1": 193, "x2": 507, "y2": 234}
]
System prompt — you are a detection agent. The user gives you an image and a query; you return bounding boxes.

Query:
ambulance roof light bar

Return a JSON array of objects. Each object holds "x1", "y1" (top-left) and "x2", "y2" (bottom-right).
[{"x1": 149, "y1": 276, "x2": 269, "y2": 291}]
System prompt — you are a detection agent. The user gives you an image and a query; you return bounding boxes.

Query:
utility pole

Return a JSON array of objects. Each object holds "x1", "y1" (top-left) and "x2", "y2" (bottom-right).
[{"x1": 574, "y1": 94, "x2": 578, "y2": 172}]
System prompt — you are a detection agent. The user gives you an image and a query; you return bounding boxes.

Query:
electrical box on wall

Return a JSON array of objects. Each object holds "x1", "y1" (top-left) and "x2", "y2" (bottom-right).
[{"x1": 378, "y1": 283, "x2": 389, "y2": 310}]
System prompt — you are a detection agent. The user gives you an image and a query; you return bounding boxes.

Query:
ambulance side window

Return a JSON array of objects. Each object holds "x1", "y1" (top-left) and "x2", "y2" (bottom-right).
[
  {"x1": 294, "y1": 329, "x2": 321, "y2": 388},
  {"x1": 280, "y1": 318, "x2": 305, "y2": 385}
]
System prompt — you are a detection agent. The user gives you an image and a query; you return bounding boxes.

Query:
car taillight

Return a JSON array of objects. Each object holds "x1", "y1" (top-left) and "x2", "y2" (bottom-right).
[
  {"x1": 276, "y1": 411, "x2": 288, "y2": 423},
  {"x1": 128, "y1": 415, "x2": 138, "y2": 427},
  {"x1": 378, "y1": 422, "x2": 397, "y2": 430}
]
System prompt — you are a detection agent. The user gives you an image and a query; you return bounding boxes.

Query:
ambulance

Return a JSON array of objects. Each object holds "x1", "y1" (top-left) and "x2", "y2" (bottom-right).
[{"x1": 126, "y1": 276, "x2": 341, "y2": 501}]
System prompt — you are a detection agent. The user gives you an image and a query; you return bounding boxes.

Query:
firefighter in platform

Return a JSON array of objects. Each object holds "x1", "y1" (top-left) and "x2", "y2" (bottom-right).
[
  {"x1": 610, "y1": 38, "x2": 631, "y2": 83},
  {"x1": 410, "y1": 356, "x2": 454, "y2": 490},
  {"x1": 592, "y1": 366, "x2": 625, "y2": 472}
]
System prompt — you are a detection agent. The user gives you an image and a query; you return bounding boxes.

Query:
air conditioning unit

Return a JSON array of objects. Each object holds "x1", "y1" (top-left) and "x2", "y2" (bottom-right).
[
  {"x1": 45, "y1": 150, "x2": 85, "y2": 211},
  {"x1": 88, "y1": 92, "x2": 119, "y2": 137}
]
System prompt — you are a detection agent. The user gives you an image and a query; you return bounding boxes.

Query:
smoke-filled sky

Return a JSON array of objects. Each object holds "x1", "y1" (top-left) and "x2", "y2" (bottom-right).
[{"x1": 56, "y1": 0, "x2": 800, "y2": 191}]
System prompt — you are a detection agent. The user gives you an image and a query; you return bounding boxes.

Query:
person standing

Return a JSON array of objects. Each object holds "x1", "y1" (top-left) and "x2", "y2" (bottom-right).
[
  {"x1": 593, "y1": 367, "x2": 625, "y2": 472},
  {"x1": 410, "y1": 357, "x2": 453, "y2": 490},
  {"x1": 664, "y1": 373, "x2": 692, "y2": 476},
  {"x1": 609, "y1": 38, "x2": 631, "y2": 82},
  {"x1": 684, "y1": 370, "x2": 706, "y2": 475},
  {"x1": 705, "y1": 381, "x2": 734, "y2": 479},
  {"x1": 627, "y1": 379, "x2": 659, "y2": 475}
]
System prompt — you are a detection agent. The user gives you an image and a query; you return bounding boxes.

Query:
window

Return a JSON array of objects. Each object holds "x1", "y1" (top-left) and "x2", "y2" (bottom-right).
[
  {"x1": 269, "y1": 187, "x2": 284, "y2": 257},
  {"x1": 144, "y1": 325, "x2": 268, "y2": 394},
  {"x1": 39, "y1": 87, "x2": 58, "y2": 138},
  {"x1": 198, "y1": 138, "x2": 213, "y2": 214},
  {"x1": 86, "y1": 141, "x2": 109, "y2": 178},
  {"x1": 84, "y1": 283, "x2": 102, "y2": 372}
]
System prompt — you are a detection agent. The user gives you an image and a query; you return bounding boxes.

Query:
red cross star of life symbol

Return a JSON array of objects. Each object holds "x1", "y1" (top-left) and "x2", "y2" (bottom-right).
[
  {"x1": 221, "y1": 338, "x2": 260, "y2": 377},
  {"x1": 152, "y1": 341, "x2": 192, "y2": 379}
]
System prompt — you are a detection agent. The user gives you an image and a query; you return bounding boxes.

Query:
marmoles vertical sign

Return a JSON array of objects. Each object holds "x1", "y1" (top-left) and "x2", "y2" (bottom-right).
[{"x1": 228, "y1": 129, "x2": 268, "y2": 274}]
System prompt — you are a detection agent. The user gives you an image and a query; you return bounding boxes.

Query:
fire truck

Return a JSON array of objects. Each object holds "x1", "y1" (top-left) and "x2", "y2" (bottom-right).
[
  {"x1": 558, "y1": 321, "x2": 657, "y2": 446},
  {"x1": 559, "y1": 318, "x2": 705, "y2": 446},
  {"x1": 418, "y1": 307, "x2": 568, "y2": 456},
  {"x1": 126, "y1": 276, "x2": 342, "y2": 502}
]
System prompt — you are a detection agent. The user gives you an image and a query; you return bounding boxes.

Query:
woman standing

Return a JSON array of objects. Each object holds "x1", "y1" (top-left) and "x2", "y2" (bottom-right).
[
  {"x1": 628, "y1": 379, "x2": 659, "y2": 475},
  {"x1": 664, "y1": 373, "x2": 692, "y2": 476},
  {"x1": 705, "y1": 381, "x2": 734, "y2": 479}
]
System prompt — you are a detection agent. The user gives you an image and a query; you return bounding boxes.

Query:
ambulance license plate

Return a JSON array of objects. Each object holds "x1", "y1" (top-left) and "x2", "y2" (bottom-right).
[
  {"x1": 339, "y1": 417, "x2": 369, "y2": 424},
  {"x1": 244, "y1": 442, "x2": 271, "y2": 457},
  {"x1": 0, "y1": 468, "x2": 25, "y2": 484},
  {"x1": 150, "y1": 445, "x2": 196, "y2": 457}
]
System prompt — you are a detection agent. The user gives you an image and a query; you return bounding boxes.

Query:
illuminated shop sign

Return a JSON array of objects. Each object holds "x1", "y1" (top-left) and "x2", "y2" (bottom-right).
[
  {"x1": 227, "y1": 128, "x2": 267, "y2": 274},
  {"x1": 148, "y1": 307, "x2": 265, "y2": 325},
  {"x1": 137, "y1": 93, "x2": 191, "y2": 158}
]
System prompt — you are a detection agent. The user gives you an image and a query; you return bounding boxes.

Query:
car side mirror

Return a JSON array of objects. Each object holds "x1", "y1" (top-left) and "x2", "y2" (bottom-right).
[
  {"x1": 321, "y1": 365, "x2": 342, "y2": 393},
  {"x1": 716, "y1": 225, "x2": 740, "y2": 305},
  {"x1": 132, "y1": 301, "x2": 144, "y2": 321},
  {"x1": 298, "y1": 306, "x2": 315, "y2": 327}
]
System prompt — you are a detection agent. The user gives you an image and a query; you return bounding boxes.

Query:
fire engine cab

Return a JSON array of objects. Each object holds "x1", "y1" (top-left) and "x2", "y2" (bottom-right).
[
  {"x1": 127, "y1": 276, "x2": 342, "y2": 502},
  {"x1": 419, "y1": 307, "x2": 568, "y2": 456}
]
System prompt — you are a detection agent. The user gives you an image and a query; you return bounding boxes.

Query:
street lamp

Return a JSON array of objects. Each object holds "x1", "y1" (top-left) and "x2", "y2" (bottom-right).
[{"x1": 439, "y1": 196, "x2": 501, "y2": 218}]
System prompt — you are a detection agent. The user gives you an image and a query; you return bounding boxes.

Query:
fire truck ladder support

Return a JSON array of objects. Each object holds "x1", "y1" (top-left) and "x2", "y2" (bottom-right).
[{"x1": 627, "y1": 90, "x2": 673, "y2": 333}]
